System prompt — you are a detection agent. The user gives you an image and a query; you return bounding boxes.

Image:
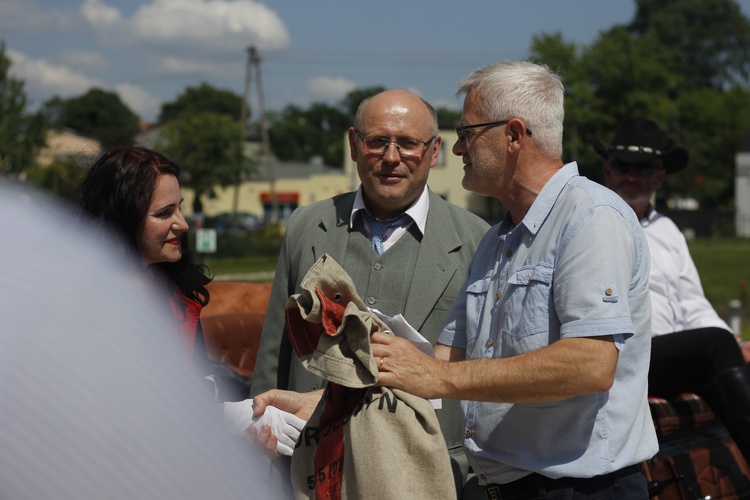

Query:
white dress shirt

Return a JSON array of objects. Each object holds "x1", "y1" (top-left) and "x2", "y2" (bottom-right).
[
  {"x1": 349, "y1": 185, "x2": 430, "y2": 253},
  {"x1": 641, "y1": 207, "x2": 731, "y2": 336}
]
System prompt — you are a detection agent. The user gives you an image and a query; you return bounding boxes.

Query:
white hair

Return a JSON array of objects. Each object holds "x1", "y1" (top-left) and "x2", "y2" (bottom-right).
[{"x1": 457, "y1": 60, "x2": 564, "y2": 158}]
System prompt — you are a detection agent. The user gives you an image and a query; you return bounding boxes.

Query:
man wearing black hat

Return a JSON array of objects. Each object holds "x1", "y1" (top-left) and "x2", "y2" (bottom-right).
[{"x1": 595, "y1": 118, "x2": 750, "y2": 461}]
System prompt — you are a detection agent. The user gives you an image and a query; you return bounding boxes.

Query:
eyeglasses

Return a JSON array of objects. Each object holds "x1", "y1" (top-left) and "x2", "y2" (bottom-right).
[
  {"x1": 355, "y1": 130, "x2": 436, "y2": 158},
  {"x1": 455, "y1": 120, "x2": 533, "y2": 142},
  {"x1": 609, "y1": 158, "x2": 662, "y2": 177}
]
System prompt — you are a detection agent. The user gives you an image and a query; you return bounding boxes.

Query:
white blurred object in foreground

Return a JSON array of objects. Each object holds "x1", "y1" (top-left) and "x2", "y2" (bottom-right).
[{"x1": 0, "y1": 183, "x2": 288, "y2": 500}]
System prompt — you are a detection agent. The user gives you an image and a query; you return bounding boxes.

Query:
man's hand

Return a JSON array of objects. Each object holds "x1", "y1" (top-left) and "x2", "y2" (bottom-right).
[
  {"x1": 246, "y1": 389, "x2": 322, "y2": 459},
  {"x1": 370, "y1": 331, "x2": 443, "y2": 399}
]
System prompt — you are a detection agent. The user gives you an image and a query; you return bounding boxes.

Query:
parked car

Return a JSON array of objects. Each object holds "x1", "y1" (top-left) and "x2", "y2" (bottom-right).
[{"x1": 209, "y1": 212, "x2": 264, "y2": 235}]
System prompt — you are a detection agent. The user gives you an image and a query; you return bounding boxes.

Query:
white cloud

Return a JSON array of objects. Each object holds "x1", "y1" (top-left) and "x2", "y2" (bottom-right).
[
  {"x1": 7, "y1": 50, "x2": 157, "y2": 121},
  {"x1": 60, "y1": 49, "x2": 110, "y2": 71},
  {"x1": 8, "y1": 49, "x2": 103, "y2": 99},
  {"x1": 0, "y1": 0, "x2": 77, "y2": 33},
  {"x1": 3, "y1": 0, "x2": 292, "y2": 117},
  {"x1": 308, "y1": 76, "x2": 356, "y2": 100},
  {"x1": 159, "y1": 56, "x2": 226, "y2": 75},
  {"x1": 80, "y1": 0, "x2": 122, "y2": 26},
  {"x1": 114, "y1": 82, "x2": 160, "y2": 122},
  {"x1": 81, "y1": 0, "x2": 290, "y2": 57}
]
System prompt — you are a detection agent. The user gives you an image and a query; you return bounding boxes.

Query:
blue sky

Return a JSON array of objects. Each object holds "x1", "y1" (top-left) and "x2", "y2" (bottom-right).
[{"x1": 3, "y1": 0, "x2": 750, "y2": 123}]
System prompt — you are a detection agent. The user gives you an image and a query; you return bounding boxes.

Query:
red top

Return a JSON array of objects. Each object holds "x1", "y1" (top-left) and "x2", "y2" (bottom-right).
[{"x1": 168, "y1": 285, "x2": 203, "y2": 356}]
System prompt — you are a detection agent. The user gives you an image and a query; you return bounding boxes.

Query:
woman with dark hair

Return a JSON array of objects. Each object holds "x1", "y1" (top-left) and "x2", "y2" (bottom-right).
[{"x1": 75, "y1": 147, "x2": 212, "y2": 368}]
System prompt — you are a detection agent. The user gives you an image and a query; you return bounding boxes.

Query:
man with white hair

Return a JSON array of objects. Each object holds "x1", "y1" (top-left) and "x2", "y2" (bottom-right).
[{"x1": 371, "y1": 61, "x2": 658, "y2": 499}]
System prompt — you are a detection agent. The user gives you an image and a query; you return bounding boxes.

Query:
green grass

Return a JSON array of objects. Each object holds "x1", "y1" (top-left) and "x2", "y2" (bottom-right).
[
  {"x1": 688, "y1": 238, "x2": 750, "y2": 336},
  {"x1": 201, "y1": 254, "x2": 278, "y2": 278}
]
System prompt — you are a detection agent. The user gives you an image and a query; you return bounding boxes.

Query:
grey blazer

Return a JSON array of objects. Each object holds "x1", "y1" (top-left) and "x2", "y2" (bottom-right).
[{"x1": 251, "y1": 189, "x2": 490, "y2": 454}]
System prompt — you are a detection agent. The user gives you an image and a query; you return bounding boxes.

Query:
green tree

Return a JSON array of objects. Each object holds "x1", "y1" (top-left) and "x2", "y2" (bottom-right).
[
  {"x1": 629, "y1": 0, "x2": 750, "y2": 89},
  {"x1": 157, "y1": 83, "x2": 243, "y2": 124},
  {"x1": 339, "y1": 86, "x2": 386, "y2": 121},
  {"x1": 44, "y1": 88, "x2": 140, "y2": 150},
  {"x1": 268, "y1": 102, "x2": 349, "y2": 167},
  {"x1": 672, "y1": 86, "x2": 750, "y2": 208},
  {"x1": 436, "y1": 107, "x2": 461, "y2": 129},
  {"x1": 267, "y1": 86, "x2": 385, "y2": 169},
  {"x1": 0, "y1": 42, "x2": 47, "y2": 176},
  {"x1": 24, "y1": 156, "x2": 84, "y2": 201},
  {"x1": 529, "y1": 1, "x2": 750, "y2": 208},
  {"x1": 156, "y1": 112, "x2": 246, "y2": 213},
  {"x1": 529, "y1": 33, "x2": 595, "y2": 165}
]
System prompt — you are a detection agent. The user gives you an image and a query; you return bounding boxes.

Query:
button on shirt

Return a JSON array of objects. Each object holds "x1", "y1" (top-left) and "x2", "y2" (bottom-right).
[
  {"x1": 438, "y1": 162, "x2": 658, "y2": 483},
  {"x1": 641, "y1": 207, "x2": 731, "y2": 336}
]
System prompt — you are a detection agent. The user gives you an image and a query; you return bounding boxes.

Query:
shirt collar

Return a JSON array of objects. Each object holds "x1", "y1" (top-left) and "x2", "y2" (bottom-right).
[
  {"x1": 640, "y1": 205, "x2": 657, "y2": 226},
  {"x1": 498, "y1": 162, "x2": 580, "y2": 236},
  {"x1": 350, "y1": 185, "x2": 429, "y2": 236}
]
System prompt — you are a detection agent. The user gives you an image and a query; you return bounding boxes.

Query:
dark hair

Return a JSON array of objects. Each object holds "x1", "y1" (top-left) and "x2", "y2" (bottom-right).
[{"x1": 75, "y1": 147, "x2": 211, "y2": 305}]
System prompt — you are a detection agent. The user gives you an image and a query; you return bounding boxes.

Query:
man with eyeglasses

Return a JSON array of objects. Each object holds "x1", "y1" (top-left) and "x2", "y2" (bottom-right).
[
  {"x1": 250, "y1": 88, "x2": 490, "y2": 495},
  {"x1": 370, "y1": 61, "x2": 658, "y2": 499},
  {"x1": 596, "y1": 118, "x2": 750, "y2": 463}
]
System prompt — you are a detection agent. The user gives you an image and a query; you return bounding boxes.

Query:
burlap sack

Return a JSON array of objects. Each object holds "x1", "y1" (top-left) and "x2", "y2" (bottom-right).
[{"x1": 285, "y1": 254, "x2": 456, "y2": 500}]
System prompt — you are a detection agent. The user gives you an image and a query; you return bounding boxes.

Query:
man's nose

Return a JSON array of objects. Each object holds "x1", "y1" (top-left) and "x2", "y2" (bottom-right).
[
  {"x1": 452, "y1": 138, "x2": 466, "y2": 156},
  {"x1": 383, "y1": 141, "x2": 401, "y2": 163}
]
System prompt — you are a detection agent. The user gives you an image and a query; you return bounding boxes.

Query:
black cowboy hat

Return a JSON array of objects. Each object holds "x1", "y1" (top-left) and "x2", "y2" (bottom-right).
[{"x1": 591, "y1": 118, "x2": 689, "y2": 174}]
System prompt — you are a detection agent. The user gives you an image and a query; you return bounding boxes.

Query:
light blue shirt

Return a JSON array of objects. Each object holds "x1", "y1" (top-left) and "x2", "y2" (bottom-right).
[{"x1": 438, "y1": 162, "x2": 658, "y2": 483}]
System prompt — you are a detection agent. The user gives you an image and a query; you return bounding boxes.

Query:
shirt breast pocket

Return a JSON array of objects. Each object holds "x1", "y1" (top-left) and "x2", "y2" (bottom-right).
[
  {"x1": 464, "y1": 275, "x2": 491, "y2": 343},
  {"x1": 502, "y1": 263, "x2": 553, "y2": 340}
]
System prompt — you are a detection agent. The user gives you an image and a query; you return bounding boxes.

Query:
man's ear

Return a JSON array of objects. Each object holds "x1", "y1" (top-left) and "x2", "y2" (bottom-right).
[
  {"x1": 506, "y1": 118, "x2": 529, "y2": 143},
  {"x1": 505, "y1": 119, "x2": 527, "y2": 154},
  {"x1": 348, "y1": 128, "x2": 358, "y2": 161},
  {"x1": 428, "y1": 135, "x2": 442, "y2": 168}
]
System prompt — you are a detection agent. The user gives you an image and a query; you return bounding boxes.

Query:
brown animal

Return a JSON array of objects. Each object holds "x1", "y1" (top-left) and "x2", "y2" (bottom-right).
[{"x1": 202, "y1": 281, "x2": 273, "y2": 317}]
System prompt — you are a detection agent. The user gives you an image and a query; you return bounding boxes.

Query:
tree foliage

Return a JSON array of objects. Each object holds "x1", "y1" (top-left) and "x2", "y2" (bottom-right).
[
  {"x1": 0, "y1": 42, "x2": 47, "y2": 176},
  {"x1": 529, "y1": 0, "x2": 750, "y2": 210},
  {"x1": 339, "y1": 85, "x2": 386, "y2": 121},
  {"x1": 156, "y1": 84, "x2": 250, "y2": 213},
  {"x1": 156, "y1": 111, "x2": 246, "y2": 213},
  {"x1": 157, "y1": 83, "x2": 243, "y2": 124},
  {"x1": 267, "y1": 86, "x2": 385, "y2": 168},
  {"x1": 436, "y1": 107, "x2": 461, "y2": 129},
  {"x1": 24, "y1": 156, "x2": 84, "y2": 201},
  {"x1": 629, "y1": 0, "x2": 750, "y2": 89},
  {"x1": 43, "y1": 88, "x2": 140, "y2": 150},
  {"x1": 268, "y1": 102, "x2": 349, "y2": 167}
]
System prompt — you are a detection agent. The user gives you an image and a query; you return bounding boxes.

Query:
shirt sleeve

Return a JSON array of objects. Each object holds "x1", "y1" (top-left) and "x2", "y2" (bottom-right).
[
  {"x1": 673, "y1": 229, "x2": 732, "y2": 331},
  {"x1": 553, "y1": 205, "x2": 645, "y2": 340}
]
